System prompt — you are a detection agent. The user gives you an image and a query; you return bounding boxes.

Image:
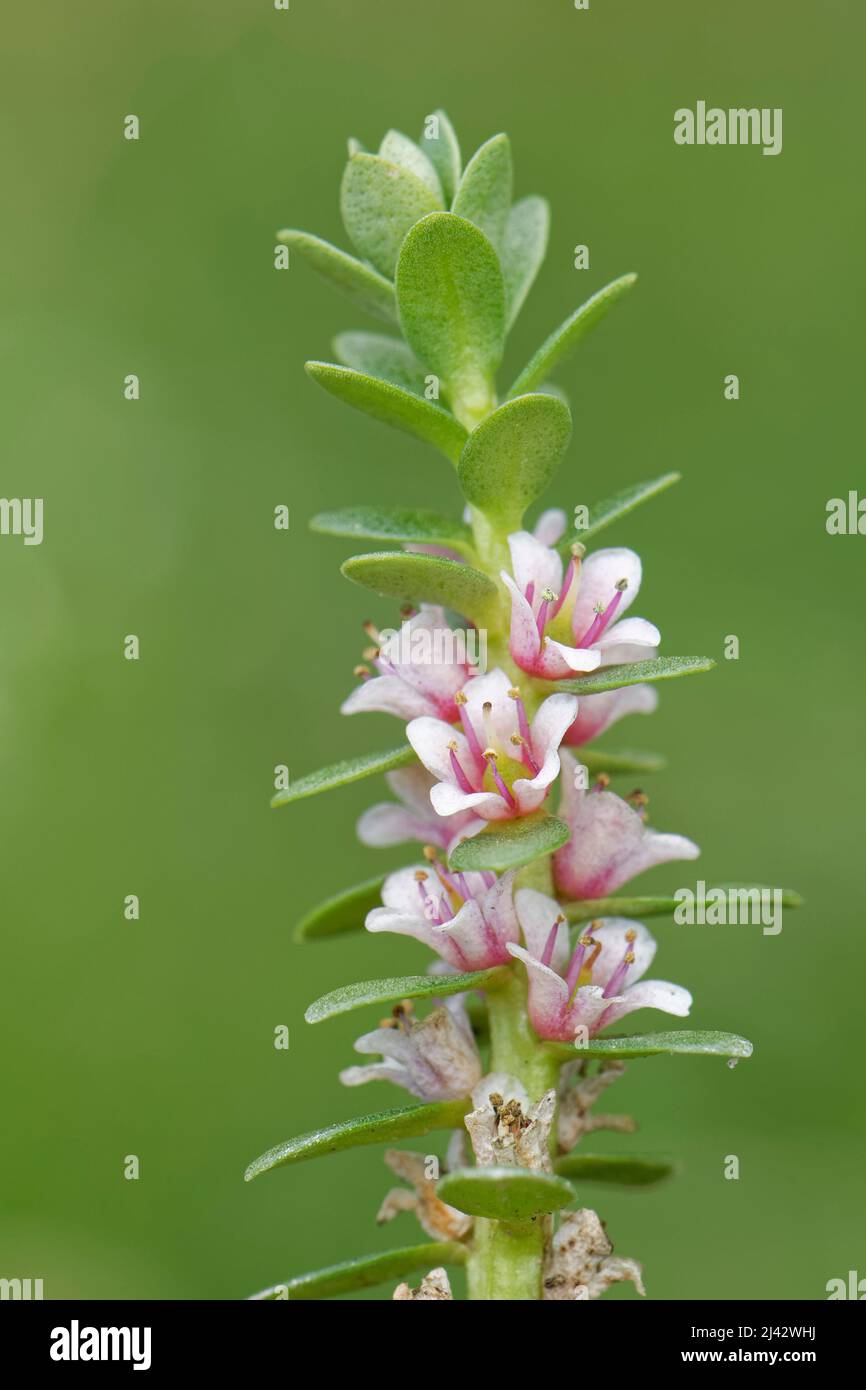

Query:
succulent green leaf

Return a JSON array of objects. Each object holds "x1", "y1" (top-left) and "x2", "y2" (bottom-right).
[
  {"x1": 294, "y1": 876, "x2": 387, "y2": 943},
  {"x1": 340, "y1": 152, "x2": 443, "y2": 277},
  {"x1": 276, "y1": 230, "x2": 397, "y2": 324},
  {"x1": 579, "y1": 748, "x2": 666, "y2": 777},
  {"x1": 544, "y1": 1030, "x2": 754, "y2": 1064},
  {"x1": 396, "y1": 213, "x2": 505, "y2": 429},
  {"x1": 502, "y1": 196, "x2": 550, "y2": 328},
  {"x1": 457, "y1": 392, "x2": 572, "y2": 531},
  {"x1": 558, "y1": 471, "x2": 681, "y2": 554},
  {"x1": 378, "y1": 130, "x2": 444, "y2": 202},
  {"x1": 305, "y1": 967, "x2": 506, "y2": 1024},
  {"x1": 419, "y1": 109, "x2": 462, "y2": 205},
  {"x1": 449, "y1": 812, "x2": 570, "y2": 874},
  {"x1": 244, "y1": 1099, "x2": 469, "y2": 1181},
  {"x1": 310, "y1": 504, "x2": 472, "y2": 550},
  {"x1": 271, "y1": 744, "x2": 415, "y2": 809},
  {"x1": 436, "y1": 1166, "x2": 574, "y2": 1221},
  {"x1": 305, "y1": 362, "x2": 468, "y2": 462},
  {"x1": 508, "y1": 272, "x2": 638, "y2": 397},
  {"x1": 554, "y1": 1153, "x2": 676, "y2": 1187},
  {"x1": 341, "y1": 551, "x2": 499, "y2": 625},
  {"x1": 451, "y1": 134, "x2": 513, "y2": 249},
  {"x1": 565, "y1": 886, "x2": 803, "y2": 925},
  {"x1": 554, "y1": 655, "x2": 716, "y2": 697},
  {"x1": 249, "y1": 1242, "x2": 467, "y2": 1301},
  {"x1": 333, "y1": 332, "x2": 428, "y2": 396}
]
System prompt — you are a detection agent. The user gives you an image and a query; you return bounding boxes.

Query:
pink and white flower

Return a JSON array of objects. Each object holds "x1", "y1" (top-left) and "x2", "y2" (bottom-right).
[
  {"x1": 339, "y1": 995, "x2": 481, "y2": 1101},
  {"x1": 342, "y1": 605, "x2": 478, "y2": 723},
  {"x1": 507, "y1": 888, "x2": 692, "y2": 1043},
  {"x1": 357, "y1": 766, "x2": 480, "y2": 852},
  {"x1": 501, "y1": 529, "x2": 659, "y2": 690},
  {"x1": 366, "y1": 858, "x2": 520, "y2": 970},
  {"x1": 407, "y1": 668, "x2": 578, "y2": 822},
  {"x1": 553, "y1": 750, "x2": 700, "y2": 899}
]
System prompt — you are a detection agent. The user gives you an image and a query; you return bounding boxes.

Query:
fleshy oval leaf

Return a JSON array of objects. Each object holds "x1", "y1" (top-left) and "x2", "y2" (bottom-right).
[
  {"x1": 248, "y1": 1241, "x2": 467, "y2": 1301},
  {"x1": 333, "y1": 332, "x2": 427, "y2": 396},
  {"x1": 565, "y1": 886, "x2": 803, "y2": 925},
  {"x1": 294, "y1": 876, "x2": 387, "y2": 943},
  {"x1": 508, "y1": 273, "x2": 638, "y2": 398},
  {"x1": 341, "y1": 551, "x2": 498, "y2": 625},
  {"x1": 554, "y1": 655, "x2": 716, "y2": 697},
  {"x1": 244, "y1": 1099, "x2": 470, "y2": 1180},
  {"x1": 340, "y1": 152, "x2": 442, "y2": 277},
  {"x1": 419, "y1": 109, "x2": 462, "y2": 205},
  {"x1": 451, "y1": 133, "x2": 513, "y2": 249},
  {"x1": 305, "y1": 362, "x2": 468, "y2": 462},
  {"x1": 396, "y1": 213, "x2": 505, "y2": 430},
  {"x1": 305, "y1": 967, "x2": 506, "y2": 1024},
  {"x1": 554, "y1": 1153, "x2": 677, "y2": 1187},
  {"x1": 449, "y1": 812, "x2": 570, "y2": 874},
  {"x1": 276, "y1": 230, "x2": 397, "y2": 323},
  {"x1": 559, "y1": 471, "x2": 681, "y2": 553},
  {"x1": 378, "y1": 130, "x2": 444, "y2": 202},
  {"x1": 436, "y1": 1165, "x2": 574, "y2": 1221},
  {"x1": 544, "y1": 1029, "x2": 754, "y2": 1063},
  {"x1": 458, "y1": 392, "x2": 572, "y2": 532},
  {"x1": 310, "y1": 504, "x2": 472, "y2": 550},
  {"x1": 502, "y1": 195, "x2": 550, "y2": 328},
  {"x1": 271, "y1": 744, "x2": 415, "y2": 809},
  {"x1": 578, "y1": 748, "x2": 666, "y2": 777}
]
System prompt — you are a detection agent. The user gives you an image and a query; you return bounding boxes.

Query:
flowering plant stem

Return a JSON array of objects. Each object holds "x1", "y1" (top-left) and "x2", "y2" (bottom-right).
[
  {"x1": 468, "y1": 971, "x2": 559, "y2": 1298},
  {"x1": 244, "y1": 108, "x2": 792, "y2": 1303}
]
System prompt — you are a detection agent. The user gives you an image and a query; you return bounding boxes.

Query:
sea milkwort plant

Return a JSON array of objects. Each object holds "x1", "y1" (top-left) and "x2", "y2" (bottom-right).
[{"x1": 246, "y1": 111, "x2": 801, "y2": 1302}]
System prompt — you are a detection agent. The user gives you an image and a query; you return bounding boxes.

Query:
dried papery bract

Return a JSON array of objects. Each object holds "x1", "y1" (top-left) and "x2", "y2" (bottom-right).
[{"x1": 246, "y1": 109, "x2": 796, "y2": 1302}]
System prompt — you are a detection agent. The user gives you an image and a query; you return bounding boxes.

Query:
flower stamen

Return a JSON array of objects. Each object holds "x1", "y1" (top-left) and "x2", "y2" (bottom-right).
[{"x1": 575, "y1": 578, "x2": 628, "y2": 647}]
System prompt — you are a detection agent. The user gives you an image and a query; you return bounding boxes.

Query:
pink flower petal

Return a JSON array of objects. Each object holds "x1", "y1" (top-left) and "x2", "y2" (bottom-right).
[
  {"x1": 571, "y1": 547, "x2": 642, "y2": 639},
  {"x1": 563, "y1": 684, "x2": 658, "y2": 746}
]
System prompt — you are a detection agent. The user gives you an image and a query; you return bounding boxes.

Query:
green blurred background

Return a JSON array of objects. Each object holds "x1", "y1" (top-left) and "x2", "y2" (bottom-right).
[{"x1": 2, "y1": 0, "x2": 863, "y2": 1300}]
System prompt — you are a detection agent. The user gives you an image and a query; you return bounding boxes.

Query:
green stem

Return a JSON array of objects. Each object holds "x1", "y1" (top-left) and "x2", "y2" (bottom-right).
[{"x1": 466, "y1": 964, "x2": 560, "y2": 1300}]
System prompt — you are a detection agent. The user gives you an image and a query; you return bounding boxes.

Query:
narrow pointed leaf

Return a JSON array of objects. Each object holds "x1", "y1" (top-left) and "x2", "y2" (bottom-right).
[
  {"x1": 396, "y1": 213, "x2": 505, "y2": 428},
  {"x1": 340, "y1": 153, "x2": 442, "y2": 276},
  {"x1": 249, "y1": 1242, "x2": 467, "y2": 1301},
  {"x1": 419, "y1": 109, "x2": 462, "y2": 205},
  {"x1": 244, "y1": 1099, "x2": 470, "y2": 1180},
  {"x1": 276, "y1": 230, "x2": 397, "y2": 323},
  {"x1": 294, "y1": 876, "x2": 387, "y2": 943},
  {"x1": 508, "y1": 273, "x2": 638, "y2": 397},
  {"x1": 333, "y1": 332, "x2": 427, "y2": 396},
  {"x1": 579, "y1": 747, "x2": 666, "y2": 776},
  {"x1": 449, "y1": 812, "x2": 570, "y2": 874},
  {"x1": 310, "y1": 505, "x2": 472, "y2": 550},
  {"x1": 305, "y1": 362, "x2": 468, "y2": 462},
  {"x1": 378, "y1": 130, "x2": 444, "y2": 201},
  {"x1": 558, "y1": 471, "x2": 682, "y2": 553},
  {"x1": 554, "y1": 655, "x2": 716, "y2": 696},
  {"x1": 451, "y1": 134, "x2": 513, "y2": 248},
  {"x1": 305, "y1": 967, "x2": 506, "y2": 1024},
  {"x1": 437, "y1": 1166, "x2": 574, "y2": 1221},
  {"x1": 502, "y1": 195, "x2": 550, "y2": 328},
  {"x1": 554, "y1": 1153, "x2": 676, "y2": 1187},
  {"x1": 458, "y1": 393, "x2": 572, "y2": 531},
  {"x1": 544, "y1": 1030, "x2": 754, "y2": 1064},
  {"x1": 564, "y1": 886, "x2": 803, "y2": 925},
  {"x1": 271, "y1": 744, "x2": 415, "y2": 809},
  {"x1": 341, "y1": 551, "x2": 498, "y2": 625}
]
